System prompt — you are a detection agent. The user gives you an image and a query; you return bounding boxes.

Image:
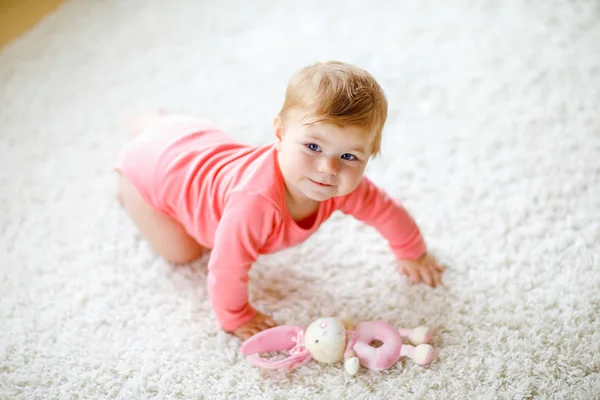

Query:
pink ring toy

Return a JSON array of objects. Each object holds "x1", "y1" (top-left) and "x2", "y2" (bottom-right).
[{"x1": 353, "y1": 321, "x2": 403, "y2": 371}]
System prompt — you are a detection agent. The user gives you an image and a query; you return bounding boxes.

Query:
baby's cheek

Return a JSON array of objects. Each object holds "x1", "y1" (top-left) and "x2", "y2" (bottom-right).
[
  {"x1": 298, "y1": 151, "x2": 314, "y2": 167},
  {"x1": 284, "y1": 151, "x2": 302, "y2": 176},
  {"x1": 342, "y1": 170, "x2": 364, "y2": 191}
]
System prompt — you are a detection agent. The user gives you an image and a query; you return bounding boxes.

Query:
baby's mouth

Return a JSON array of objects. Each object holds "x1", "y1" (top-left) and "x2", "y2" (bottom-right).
[{"x1": 309, "y1": 178, "x2": 334, "y2": 187}]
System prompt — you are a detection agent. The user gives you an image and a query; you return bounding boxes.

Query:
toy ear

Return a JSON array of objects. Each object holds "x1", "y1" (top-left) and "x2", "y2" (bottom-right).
[
  {"x1": 241, "y1": 325, "x2": 304, "y2": 355},
  {"x1": 241, "y1": 325, "x2": 312, "y2": 370},
  {"x1": 245, "y1": 348, "x2": 312, "y2": 370}
]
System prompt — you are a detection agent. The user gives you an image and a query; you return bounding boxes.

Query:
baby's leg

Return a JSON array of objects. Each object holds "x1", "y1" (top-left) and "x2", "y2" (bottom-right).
[
  {"x1": 117, "y1": 175, "x2": 205, "y2": 264},
  {"x1": 117, "y1": 110, "x2": 208, "y2": 264}
]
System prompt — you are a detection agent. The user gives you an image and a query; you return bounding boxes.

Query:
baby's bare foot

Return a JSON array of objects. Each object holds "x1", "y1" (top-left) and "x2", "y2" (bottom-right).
[{"x1": 125, "y1": 110, "x2": 169, "y2": 137}]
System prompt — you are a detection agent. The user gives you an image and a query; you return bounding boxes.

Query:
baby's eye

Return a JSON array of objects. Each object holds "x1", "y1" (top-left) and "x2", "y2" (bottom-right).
[
  {"x1": 306, "y1": 143, "x2": 321, "y2": 152},
  {"x1": 341, "y1": 153, "x2": 357, "y2": 161}
]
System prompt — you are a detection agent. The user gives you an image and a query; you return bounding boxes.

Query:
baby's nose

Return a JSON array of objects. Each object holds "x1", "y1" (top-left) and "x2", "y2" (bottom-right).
[{"x1": 319, "y1": 156, "x2": 340, "y2": 175}]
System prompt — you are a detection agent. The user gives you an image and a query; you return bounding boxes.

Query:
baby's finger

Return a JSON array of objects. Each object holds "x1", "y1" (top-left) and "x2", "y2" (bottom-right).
[
  {"x1": 420, "y1": 266, "x2": 435, "y2": 287},
  {"x1": 248, "y1": 327, "x2": 262, "y2": 337},
  {"x1": 432, "y1": 268, "x2": 444, "y2": 287},
  {"x1": 257, "y1": 321, "x2": 273, "y2": 332},
  {"x1": 402, "y1": 264, "x2": 420, "y2": 284},
  {"x1": 264, "y1": 318, "x2": 277, "y2": 328},
  {"x1": 251, "y1": 326, "x2": 265, "y2": 335},
  {"x1": 235, "y1": 329, "x2": 252, "y2": 340},
  {"x1": 435, "y1": 263, "x2": 446, "y2": 272},
  {"x1": 259, "y1": 314, "x2": 276, "y2": 325}
]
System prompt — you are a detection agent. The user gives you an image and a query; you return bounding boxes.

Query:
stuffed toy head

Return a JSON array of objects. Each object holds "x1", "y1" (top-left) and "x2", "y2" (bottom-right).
[{"x1": 303, "y1": 317, "x2": 347, "y2": 363}]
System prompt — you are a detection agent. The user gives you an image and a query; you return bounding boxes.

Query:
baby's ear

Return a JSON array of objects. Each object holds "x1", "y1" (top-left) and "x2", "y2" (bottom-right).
[{"x1": 273, "y1": 114, "x2": 285, "y2": 148}]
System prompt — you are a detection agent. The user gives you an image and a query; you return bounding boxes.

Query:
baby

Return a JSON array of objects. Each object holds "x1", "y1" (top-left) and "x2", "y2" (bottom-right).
[{"x1": 115, "y1": 61, "x2": 445, "y2": 340}]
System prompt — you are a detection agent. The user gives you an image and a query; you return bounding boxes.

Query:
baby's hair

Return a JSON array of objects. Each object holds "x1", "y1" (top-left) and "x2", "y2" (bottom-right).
[{"x1": 279, "y1": 61, "x2": 388, "y2": 155}]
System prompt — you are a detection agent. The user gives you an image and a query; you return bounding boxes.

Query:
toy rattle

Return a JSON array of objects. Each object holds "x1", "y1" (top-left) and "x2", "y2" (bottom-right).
[{"x1": 241, "y1": 317, "x2": 436, "y2": 375}]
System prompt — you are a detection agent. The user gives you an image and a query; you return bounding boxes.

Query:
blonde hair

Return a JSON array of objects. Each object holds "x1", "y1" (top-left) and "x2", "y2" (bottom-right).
[{"x1": 279, "y1": 61, "x2": 388, "y2": 155}]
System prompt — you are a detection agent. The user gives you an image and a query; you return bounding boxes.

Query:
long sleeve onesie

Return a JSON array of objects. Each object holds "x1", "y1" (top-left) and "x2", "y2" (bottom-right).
[{"x1": 115, "y1": 117, "x2": 426, "y2": 332}]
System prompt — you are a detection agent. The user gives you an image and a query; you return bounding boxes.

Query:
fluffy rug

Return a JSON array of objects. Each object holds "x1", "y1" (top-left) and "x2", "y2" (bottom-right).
[{"x1": 1, "y1": 0, "x2": 598, "y2": 398}]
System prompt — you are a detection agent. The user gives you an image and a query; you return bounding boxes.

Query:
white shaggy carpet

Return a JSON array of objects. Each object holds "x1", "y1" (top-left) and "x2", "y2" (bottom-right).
[{"x1": 1, "y1": 0, "x2": 599, "y2": 399}]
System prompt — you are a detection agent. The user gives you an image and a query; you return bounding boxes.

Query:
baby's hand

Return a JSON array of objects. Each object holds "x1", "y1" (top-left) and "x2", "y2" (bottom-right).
[
  {"x1": 398, "y1": 253, "x2": 445, "y2": 288},
  {"x1": 232, "y1": 311, "x2": 277, "y2": 340}
]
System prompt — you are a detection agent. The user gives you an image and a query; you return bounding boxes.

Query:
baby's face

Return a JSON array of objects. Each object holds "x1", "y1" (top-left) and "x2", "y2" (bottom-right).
[{"x1": 275, "y1": 112, "x2": 372, "y2": 202}]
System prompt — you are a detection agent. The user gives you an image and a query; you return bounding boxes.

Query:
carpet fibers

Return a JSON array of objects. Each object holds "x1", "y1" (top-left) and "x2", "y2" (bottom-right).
[{"x1": 1, "y1": 1, "x2": 599, "y2": 399}]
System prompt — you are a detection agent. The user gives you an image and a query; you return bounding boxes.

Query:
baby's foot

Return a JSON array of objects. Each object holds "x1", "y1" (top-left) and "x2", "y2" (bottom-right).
[{"x1": 125, "y1": 110, "x2": 169, "y2": 137}]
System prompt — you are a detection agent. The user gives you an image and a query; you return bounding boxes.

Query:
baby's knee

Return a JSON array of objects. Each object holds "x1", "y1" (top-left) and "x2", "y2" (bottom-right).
[{"x1": 166, "y1": 250, "x2": 204, "y2": 265}]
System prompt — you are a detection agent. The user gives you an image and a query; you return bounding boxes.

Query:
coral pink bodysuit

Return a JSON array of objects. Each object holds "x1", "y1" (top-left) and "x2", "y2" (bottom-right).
[{"x1": 115, "y1": 116, "x2": 426, "y2": 331}]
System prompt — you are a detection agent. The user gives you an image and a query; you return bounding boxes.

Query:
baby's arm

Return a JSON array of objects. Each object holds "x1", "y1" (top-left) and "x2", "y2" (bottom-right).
[
  {"x1": 336, "y1": 177, "x2": 444, "y2": 286},
  {"x1": 208, "y1": 192, "x2": 278, "y2": 337},
  {"x1": 337, "y1": 177, "x2": 426, "y2": 259}
]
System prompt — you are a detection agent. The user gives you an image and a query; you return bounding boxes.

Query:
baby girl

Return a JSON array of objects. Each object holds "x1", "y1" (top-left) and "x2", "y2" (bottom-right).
[{"x1": 115, "y1": 61, "x2": 445, "y2": 340}]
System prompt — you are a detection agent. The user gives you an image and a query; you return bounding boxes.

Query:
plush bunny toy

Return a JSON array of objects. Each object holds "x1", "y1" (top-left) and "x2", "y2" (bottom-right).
[{"x1": 241, "y1": 317, "x2": 436, "y2": 375}]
